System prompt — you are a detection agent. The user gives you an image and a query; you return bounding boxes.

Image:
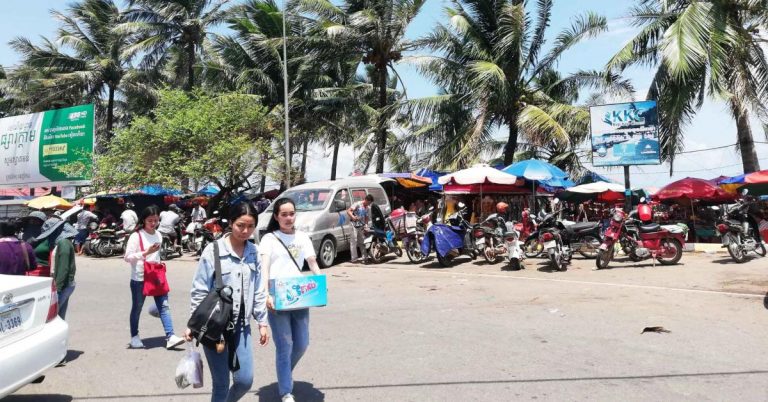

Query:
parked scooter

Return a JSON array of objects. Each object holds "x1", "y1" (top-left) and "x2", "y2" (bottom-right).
[
  {"x1": 502, "y1": 221, "x2": 524, "y2": 270},
  {"x1": 390, "y1": 207, "x2": 434, "y2": 263},
  {"x1": 562, "y1": 221, "x2": 602, "y2": 259},
  {"x1": 420, "y1": 203, "x2": 478, "y2": 267},
  {"x1": 473, "y1": 212, "x2": 507, "y2": 264},
  {"x1": 182, "y1": 220, "x2": 203, "y2": 253},
  {"x1": 92, "y1": 223, "x2": 127, "y2": 257},
  {"x1": 595, "y1": 207, "x2": 685, "y2": 269},
  {"x1": 196, "y1": 216, "x2": 227, "y2": 256},
  {"x1": 717, "y1": 190, "x2": 767, "y2": 262}
]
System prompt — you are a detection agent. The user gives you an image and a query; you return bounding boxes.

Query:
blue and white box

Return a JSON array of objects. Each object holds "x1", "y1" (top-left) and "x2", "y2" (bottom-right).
[{"x1": 269, "y1": 275, "x2": 327, "y2": 311}]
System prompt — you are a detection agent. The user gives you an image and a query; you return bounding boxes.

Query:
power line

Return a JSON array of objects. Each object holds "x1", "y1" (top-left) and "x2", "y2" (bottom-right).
[{"x1": 587, "y1": 157, "x2": 768, "y2": 176}]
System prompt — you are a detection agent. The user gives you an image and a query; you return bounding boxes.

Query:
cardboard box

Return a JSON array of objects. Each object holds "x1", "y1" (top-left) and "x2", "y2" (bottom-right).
[{"x1": 269, "y1": 275, "x2": 327, "y2": 311}]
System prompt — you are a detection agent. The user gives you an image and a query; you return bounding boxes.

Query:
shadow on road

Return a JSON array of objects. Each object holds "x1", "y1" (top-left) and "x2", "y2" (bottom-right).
[
  {"x1": 4, "y1": 395, "x2": 73, "y2": 402},
  {"x1": 763, "y1": 292, "x2": 768, "y2": 310},
  {"x1": 257, "y1": 381, "x2": 325, "y2": 401},
  {"x1": 63, "y1": 350, "x2": 84, "y2": 363},
  {"x1": 139, "y1": 336, "x2": 182, "y2": 350}
]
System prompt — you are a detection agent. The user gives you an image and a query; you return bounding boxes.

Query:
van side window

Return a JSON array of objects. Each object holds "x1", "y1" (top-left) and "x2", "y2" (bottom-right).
[
  {"x1": 350, "y1": 189, "x2": 367, "y2": 202},
  {"x1": 367, "y1": 187, "x2": 388, "y2": 209},
  {"x1": 333, "y1": 189, "x2": 350, "y2": 209}
]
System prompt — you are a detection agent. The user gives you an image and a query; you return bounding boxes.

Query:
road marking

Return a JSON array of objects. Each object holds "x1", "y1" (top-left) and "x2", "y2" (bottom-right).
[{"x1": 354, "y1": 265, "x2": 766, "y2": 299}]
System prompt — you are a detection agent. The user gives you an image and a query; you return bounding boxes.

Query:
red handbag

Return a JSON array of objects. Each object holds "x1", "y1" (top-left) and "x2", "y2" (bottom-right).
[{"x1": 138, "y1": 232, "x2": 170, "y2": 296}]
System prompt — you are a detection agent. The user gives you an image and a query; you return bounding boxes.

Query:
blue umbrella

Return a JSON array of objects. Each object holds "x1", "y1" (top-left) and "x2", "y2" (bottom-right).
[{"x1": 502, "y1": 159, "x2": 568, "y2": 181}]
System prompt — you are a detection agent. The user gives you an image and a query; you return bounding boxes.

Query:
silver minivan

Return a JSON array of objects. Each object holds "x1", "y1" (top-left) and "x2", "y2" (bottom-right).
[{"x1": 255, "y1": 177, "x2": 392, "y2": 267}]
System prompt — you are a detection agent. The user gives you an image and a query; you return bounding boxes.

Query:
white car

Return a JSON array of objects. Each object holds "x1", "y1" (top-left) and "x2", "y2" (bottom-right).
[{"x1": 0, "y1": 274, "x2": 69, "y2": 398}]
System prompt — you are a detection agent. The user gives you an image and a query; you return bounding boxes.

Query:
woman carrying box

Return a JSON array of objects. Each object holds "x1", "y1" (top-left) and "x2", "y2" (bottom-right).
[{"x1": 259, "y1": 198, "x2": 322, "y2": 402}]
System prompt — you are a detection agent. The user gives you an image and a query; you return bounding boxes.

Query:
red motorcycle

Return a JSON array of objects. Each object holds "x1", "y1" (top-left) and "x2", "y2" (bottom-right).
[{"x1": 595, "y1": 208, "x2": 685, "y2": 269}]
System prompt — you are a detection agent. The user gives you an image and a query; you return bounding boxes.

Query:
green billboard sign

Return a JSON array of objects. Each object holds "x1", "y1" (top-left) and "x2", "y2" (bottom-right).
[{"x1": 0, "y1": 104, "x2": 94, "y2": 188}]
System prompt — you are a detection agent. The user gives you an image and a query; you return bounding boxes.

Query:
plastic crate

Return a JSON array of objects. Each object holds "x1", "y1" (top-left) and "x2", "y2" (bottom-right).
[{"x1": 391, "y1": 212, "x2": 418, "y2": 235}]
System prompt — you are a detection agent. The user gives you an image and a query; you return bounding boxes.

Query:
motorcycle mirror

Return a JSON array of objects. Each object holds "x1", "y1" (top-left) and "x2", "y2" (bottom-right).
[
  {"x1": 640, "y1": 197, "x2": 646, "y2": 203},
  {"x1": 552, "y1": 198, "x2": 560, "y2": 205},
  {"x1": 457, "y1": 202, "x2": 466, "y2": 209},
  {"x1": 741, "y1": 189, "x2": 749, "y2": 196}
]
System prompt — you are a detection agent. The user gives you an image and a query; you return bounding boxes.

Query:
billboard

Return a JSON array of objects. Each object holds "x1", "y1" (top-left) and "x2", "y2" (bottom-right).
[
  {"x1": 0, "y1": 104, "x2": 94, "y2": 189},
  {"x1": 589, "y1": 100, "x2": 660, "y2": 167}
]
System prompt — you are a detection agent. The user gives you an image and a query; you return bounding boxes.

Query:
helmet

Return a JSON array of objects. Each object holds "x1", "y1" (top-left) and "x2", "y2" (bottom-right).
[
  {"x1": 169, "y1": 204, "x2": 180, "y2": 212},
  {"x1": 495, "y1": 202, "x2": 509, "y2": 214}
]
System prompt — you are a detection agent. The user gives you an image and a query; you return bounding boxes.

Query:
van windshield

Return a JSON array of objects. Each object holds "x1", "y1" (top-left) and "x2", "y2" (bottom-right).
[{"x1": 267, "y1": 189, "x2": 332, "y2": 212}]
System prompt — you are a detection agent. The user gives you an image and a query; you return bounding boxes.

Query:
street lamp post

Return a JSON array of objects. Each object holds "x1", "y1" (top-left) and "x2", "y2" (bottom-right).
[{"x1": 282, "y1": 0, "x2": 290, "y2": 186}]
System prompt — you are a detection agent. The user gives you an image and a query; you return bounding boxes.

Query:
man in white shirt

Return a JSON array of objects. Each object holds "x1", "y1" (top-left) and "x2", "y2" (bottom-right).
[
  {"x1": 120, "y1": 202, "x2": 139, "y2": 233},
  {"x1": 346, "y1": 194, "x2": 373, "y2": 263},
  {"x1": 74, "y1": 207, "x2": 98, "y2": 255},
  {"x1": 158, "y1": 205, "x2": 181, "y2": 246},
  {"x1": 190, "y1": 202, "x2": 207, "y2": 222}
]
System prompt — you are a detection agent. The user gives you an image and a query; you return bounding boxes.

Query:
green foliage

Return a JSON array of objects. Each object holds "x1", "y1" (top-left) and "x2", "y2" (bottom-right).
[{"x1": 94, "y1": 89, "x2": 273, "y2": 191}]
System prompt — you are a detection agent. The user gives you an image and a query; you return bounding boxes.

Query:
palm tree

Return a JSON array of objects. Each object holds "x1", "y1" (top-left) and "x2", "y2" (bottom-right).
[
  {"x1": 607, "y1": 0, "x2": 768, "y2": 173},
  {"x1": 409, "y1": 0, "x2": 629, "y2": 166},
  {"x1": 402, "y1": 0, "x2": 630, "y2": 168},
  {"x1": 7, "y1": 0, "x2": 135, "y2": 141},
  {"x1": 300, "y1": 0, "x2": 426, "y2": 173},
  {"x1": 120, "y1": 0, "x2": 230, "y2": 91}
]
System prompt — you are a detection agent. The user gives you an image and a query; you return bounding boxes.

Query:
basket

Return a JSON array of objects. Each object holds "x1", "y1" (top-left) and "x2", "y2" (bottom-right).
[{"x1": 391, "y1": 212, "x2": 418, "y2": 235}]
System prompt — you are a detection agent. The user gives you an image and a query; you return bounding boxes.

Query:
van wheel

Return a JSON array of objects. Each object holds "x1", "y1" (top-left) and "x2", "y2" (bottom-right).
[{"x1": 318, "y1": 237, "x2": 336, "y2": 268}]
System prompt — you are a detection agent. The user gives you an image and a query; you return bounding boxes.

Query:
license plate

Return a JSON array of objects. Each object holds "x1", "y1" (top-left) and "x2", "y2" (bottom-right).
[
  {"x1": 543, "y1": 241, "x2": 556, "y2": 250},
  {"x1": 0, "y1": 308, "x2": 22, "y2": 335}
]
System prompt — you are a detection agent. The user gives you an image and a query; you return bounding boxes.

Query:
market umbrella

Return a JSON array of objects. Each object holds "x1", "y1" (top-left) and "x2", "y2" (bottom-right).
[
  {"x1": 557, "y1": 182, "x2": 626, "y2": 203},
  {"x1": 438, "y1": 164, "x2": 518, "y2": 185},
  {"x1": 501, "y1": 159, "x2": 568, "y2": 181},
  {"x1": 25, "y1": 195, "x2": 73, "y2": 210},
  {"x1": 720, "y1": 170, "x2": 768, "y2": 196},
  {"x1": 656, "y1": 177, "x2": 736, "y2": 204}
]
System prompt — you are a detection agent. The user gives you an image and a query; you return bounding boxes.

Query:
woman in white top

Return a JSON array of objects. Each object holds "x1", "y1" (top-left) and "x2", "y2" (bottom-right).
[
  {"x1": 123, "y1": 205, "x2": 184, "y2": 350},
  {"x1": 259, "y1": 198, "x2": 322, "y2": 402}
]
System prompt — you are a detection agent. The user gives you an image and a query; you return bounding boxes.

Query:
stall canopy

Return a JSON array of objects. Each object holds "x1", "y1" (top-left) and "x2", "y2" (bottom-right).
[
  {"x1": 414, "y1": 168, "x2": 447, "y2": 192},
  {"x1": 655, "y1": 177, "x2": 737, "y2": 204},
  {"x1": 379, "y1": 173, "x2": 433, "y2": 188},
  {"x1": 137, "y1": 185, "x2": 184, "y2": 196},
  {"x1": 557, "y1": 182, "x2": 626, "y2": 203},
  {"x1": 197, "y1": 185, "x2": 220, "y2": 196},
  {"x1": 25, "y1": 195, "x2": 73, "y2": 210},
  {"x1": 575, "y1": 170, "x2": 615, "y2": 185},
  {"x1": 439, "y1": 164, "x2": 519, "y2": 194},
  {"x1": 720, "y1": 170, "x2": 768, "y2": 196},
  {"x1": 502, "y1": 159, "x2": 573, "y2": 189}
]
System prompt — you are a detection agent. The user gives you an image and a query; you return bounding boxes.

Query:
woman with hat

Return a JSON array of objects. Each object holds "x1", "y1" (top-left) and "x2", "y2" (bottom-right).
[
  {"x1": 36, "y1": 216, "x2": 79, "y2": 320},
  {"x1": 21, "y1": 211, "x2": 47, "y2": 244},
  {"x1": 0, "y1": 220, "x2": 37, "y2": 275}
]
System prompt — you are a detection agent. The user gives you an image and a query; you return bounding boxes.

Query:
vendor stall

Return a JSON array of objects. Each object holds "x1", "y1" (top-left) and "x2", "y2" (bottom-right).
[{"x1": 655, "y1": 177, "x2": 738, "y2": 242}]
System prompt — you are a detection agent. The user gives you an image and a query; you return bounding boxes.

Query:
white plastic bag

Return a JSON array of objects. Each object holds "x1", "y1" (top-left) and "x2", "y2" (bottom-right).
[{"x1": 175, "y1": 343, "x2": 204, "y2": 389}]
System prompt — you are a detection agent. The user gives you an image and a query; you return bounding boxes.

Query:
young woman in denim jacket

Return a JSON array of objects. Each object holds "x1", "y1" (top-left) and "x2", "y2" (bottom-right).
[
  {"x1": 259, "y1": 198, "x2": 323, "y2": 402},
  {"x1": 185, "y1": 203, "x2": 269, "y2": 402}
]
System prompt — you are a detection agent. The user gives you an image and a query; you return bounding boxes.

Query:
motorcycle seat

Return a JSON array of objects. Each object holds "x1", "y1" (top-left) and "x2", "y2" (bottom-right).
[
  {"x1": 565, "y1": 222, "x2": 598, "y2": 233},
  {"x1": 639, "y1": 223, "x2": 661, "y2": 233}
]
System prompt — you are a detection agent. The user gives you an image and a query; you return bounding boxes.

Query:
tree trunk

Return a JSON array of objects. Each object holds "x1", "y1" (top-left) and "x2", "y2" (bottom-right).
[
  {"x1": 259, "y1": 151, "x2": 268, "y2": 193},
  {"x1": 331, "y1": 141, "x2": 340, "y2": 180},
  {"x1": 300, "y1": 140, "x2": 308, "y2": 179},
  {"x1": 106, "y1": 86, "x2": 115, "y2": 146},
  {"x1": 375, "y1": 67, "x2": 388, "y2": 173},
  {"x1": 504, "y1": 111, "x2": 520, "y2": 166},
  {"x1": 186, "y1": 43, "x2": 195, "y2": 91},
  {"x1": 731, "y1": 99, "x2": 760, "y2": 173}
]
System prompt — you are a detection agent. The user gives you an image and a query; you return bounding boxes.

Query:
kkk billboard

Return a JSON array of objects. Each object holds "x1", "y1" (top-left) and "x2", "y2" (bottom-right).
[
  {"x1": 589, "y1": 100, "x2": 660, "y2": 167},
  {"x1": 0, "y1": 104, "x2": 94, "y2": 188}
]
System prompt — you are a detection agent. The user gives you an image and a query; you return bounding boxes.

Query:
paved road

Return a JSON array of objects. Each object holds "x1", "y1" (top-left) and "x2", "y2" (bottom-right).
[{"x1": 8, "y1": 250, "x2": 768, "y2": 401}]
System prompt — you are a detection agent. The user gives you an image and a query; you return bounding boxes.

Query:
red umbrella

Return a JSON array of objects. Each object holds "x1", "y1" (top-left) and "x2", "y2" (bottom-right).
[{"x1": 655, "y1": 177, "x2": 737, "y2": 204}]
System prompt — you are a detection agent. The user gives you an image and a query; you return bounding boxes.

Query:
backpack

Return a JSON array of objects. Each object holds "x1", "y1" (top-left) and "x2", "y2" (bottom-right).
[{"x1": 187, "y1": 241, "x2": 234, "y2": 353}]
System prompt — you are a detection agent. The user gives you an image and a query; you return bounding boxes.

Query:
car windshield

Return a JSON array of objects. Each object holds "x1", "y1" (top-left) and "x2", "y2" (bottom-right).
[{"x1": 267, "y1": 189, "x2": 332, "y2": 212}]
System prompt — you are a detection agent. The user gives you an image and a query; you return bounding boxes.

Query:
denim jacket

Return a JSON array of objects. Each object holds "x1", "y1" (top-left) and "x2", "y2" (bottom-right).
[{"x1": 190, "y1": 235, "x2": 268, "y2": 327}]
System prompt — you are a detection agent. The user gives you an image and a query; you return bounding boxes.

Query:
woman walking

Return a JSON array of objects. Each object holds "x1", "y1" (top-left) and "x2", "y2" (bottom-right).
[
  {"x1": 0, "y1": 220, "x2": 36, "y2": 275},
  {"x1": 184, "y1": 202, "x2": 269, "y2": 402},
  {"x1": 124, "y1": 205, "x2": 185, "y2": 350},
  {"x1": 35, "y1": 217, "x2": 78, "y2": 320},
  {"x1": 259, "y1": 198, "x2": 323, "y2": 402}
]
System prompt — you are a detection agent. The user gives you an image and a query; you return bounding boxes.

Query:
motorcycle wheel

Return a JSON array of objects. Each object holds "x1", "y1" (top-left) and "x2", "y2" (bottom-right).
[
  {"x1": 82, "y1": 240, "x2": 92, "y2": 256},
  {"x1": 657, "y1": 239, "x2": 683, "y2": 265},
  {"x1": 159, "y1": 239, "x2": 171, "y2": 261},
  {"x1": 436, "y1": 250, "x2": 454, "y2": 267},
  {"x1": 595, "y1": 248, "x2": 613, "y2": 270},
  {"x1": 394, "y1": 246, "x2": 403, "y2": 257},
  {"x1": 368, "y1": 242, "x2": 383, "y2": 264},
  {"x1": 523, "y1": 238, "x2": 543, "y2": 258},
  {"x1": 548, "y1": 251, "x2": 561, "y2": 271},
  {"x1": 578, "y1": 235, "x2": 600, "y2": 259},
  {"x1": 507, "y1": 257, "x2": 521, "y2": 271},
  {"x1": 727, "y1": 241, "x2": 746, "y2": 263},
  {"x1": 405, "y1": 236, "x2": 425, "y2": 263},
  {"x1": 95, "y1": 241, "x2": 111, "y2": 257},
  {"x1": 755, "y1": 242, "x2": 767, "y2": 257}
]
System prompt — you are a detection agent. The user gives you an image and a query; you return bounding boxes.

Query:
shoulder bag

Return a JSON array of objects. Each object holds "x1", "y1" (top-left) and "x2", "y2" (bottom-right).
[
  {"x1": 187, "y1": 241, "x2": 235, "y2": 355},
  {"x1": 138, "y1": 232, "x2": 170, "y2": 296}
]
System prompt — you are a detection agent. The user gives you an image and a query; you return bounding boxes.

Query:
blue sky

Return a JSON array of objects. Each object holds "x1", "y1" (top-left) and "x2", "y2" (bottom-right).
[{"x1": 1, "y1": 0, "x2": 766, "y2": 189}]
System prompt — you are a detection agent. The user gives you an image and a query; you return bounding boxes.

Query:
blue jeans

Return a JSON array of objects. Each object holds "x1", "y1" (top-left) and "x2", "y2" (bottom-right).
[
  {"x1": 203, "y1": 324, "x2": 253, "y2": 402},
  {"x1": 129, "y1": 280, "x2": 174, "y2": 338},
  {"x1": 57, "y1": 283, "x2": 76, "y2": 320},
  {"x1": 268, "y1": 309, "x2": 310, "y2": 396}
]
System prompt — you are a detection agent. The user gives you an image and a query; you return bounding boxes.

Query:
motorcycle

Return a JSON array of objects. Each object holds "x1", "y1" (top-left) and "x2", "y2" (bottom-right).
[
  {"x1": 595, "y1": 208, "x2": 685, "y2": 269},
  {"x1": 562, "y1": 221, "x2": 602, "y2": 259},
  {"x1": 196, "y1": 217, "x2": 227, "y2": 256},
  {"x1": 420, "y1": 203, "x2": 478, "y2": 267},
  {"x1": 363, "y1": 221, "x2": 403, "y2": 263},
  {"x1": 521, "y1": 216, "x2": 544, "y2": 258},
  {"x1": 717, "y1": 191, "x2": 767, "y2": 263},
  {"x1": 534, "y1": 202, "x2": 572, "y2": 271},
  {"x1": 92, "y1": 223, "x2": 127, "y2": 257},
  {"x1": 390, "y1": 207, "x2": 434, "y2": 263},
  {"x1": 183, "y1": 220, "x2": 204, "y2": 253},
  {"x1": 472, "y1": 213, "x2": 507, "y2": 264},
  {"x1": 502, "y1": 221, "x2": 524, "y2": 270}
]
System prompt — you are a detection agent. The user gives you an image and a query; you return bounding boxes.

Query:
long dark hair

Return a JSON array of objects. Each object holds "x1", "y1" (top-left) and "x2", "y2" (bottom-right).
[
  {"x1": 228, "y1": 202, "x2": 258, "y2": 225},
  {"x1": 139, "y1": 205, "x2": 161, "y2": 230},
  {"x1": 266, "y1": 198, "x2": 295, "y2": 233}
]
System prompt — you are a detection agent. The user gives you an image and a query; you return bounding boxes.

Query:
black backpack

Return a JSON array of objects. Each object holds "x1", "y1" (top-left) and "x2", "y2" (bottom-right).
[{"x1": 187, "y1": 241, "x2": 234, "y2": 352}]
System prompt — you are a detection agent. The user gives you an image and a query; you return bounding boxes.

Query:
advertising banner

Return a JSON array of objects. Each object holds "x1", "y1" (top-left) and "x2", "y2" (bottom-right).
[
  {"x1": 589, "y1": 100, "x2": 660, "y2": 167},
  {"x1": 0, "y1": 104, "x2": 94, "y2": 188}
]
